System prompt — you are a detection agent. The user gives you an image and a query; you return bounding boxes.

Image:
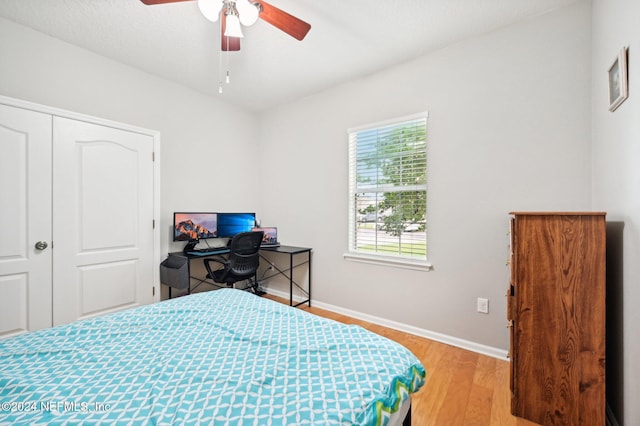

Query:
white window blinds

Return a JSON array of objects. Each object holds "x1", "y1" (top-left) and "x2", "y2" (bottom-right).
[{"x1": 348, "y1": 113, "x2": 428, "y2": 263}]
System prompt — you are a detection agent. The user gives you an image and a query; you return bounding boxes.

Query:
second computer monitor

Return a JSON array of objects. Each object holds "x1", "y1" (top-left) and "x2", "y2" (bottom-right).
[{"x1": 217, "y1": 212, "x2": 256, "y2": 238}]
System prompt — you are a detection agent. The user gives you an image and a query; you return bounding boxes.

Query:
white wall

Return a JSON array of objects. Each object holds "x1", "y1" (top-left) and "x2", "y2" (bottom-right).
[
  {"x1": 0, "y1": 16, "x2": 260, "y2": 265},
  {"x1": 257, "y1": 1, "x2": 593, "y2": 351},
  {"x1": 591, "y1": 0, "x2": 640, "y2": 424}
]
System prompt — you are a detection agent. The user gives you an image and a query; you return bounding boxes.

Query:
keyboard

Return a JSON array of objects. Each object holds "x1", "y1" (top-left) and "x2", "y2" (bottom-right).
[
  {"x1": 186, "y1": 248, "x2": 228, "y2": 256},
  {"x1": 261, "y1": 243, "x2": 281, "y2": 248}
]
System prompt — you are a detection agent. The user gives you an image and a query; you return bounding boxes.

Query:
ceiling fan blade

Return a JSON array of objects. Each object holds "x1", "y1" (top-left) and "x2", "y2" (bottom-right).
[
  {"x1": 255, "y1": 0, "x2": 311, "y2": 41},
  {"x1": 221, "y1": 13, "x2": 241, "y2": 51},
  {"x1": 140, "y1": 0, "x2": 193, "y2": 5}
]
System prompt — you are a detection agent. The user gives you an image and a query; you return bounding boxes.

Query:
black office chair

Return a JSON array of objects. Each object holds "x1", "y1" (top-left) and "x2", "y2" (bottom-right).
[{"x1": 204, "y1": 231, "x2": 264, "y2": 294}]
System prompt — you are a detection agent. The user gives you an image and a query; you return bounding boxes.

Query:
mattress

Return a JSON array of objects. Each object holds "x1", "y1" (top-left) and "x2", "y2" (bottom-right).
[{"x1": 0, "y1": 288, "x2": 425, "y2": 425}]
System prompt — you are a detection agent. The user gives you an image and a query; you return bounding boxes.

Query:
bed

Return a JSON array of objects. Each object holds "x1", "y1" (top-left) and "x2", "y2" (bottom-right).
[{"x1": 0, "y1": 288, "x2": 425, "y2": 425}]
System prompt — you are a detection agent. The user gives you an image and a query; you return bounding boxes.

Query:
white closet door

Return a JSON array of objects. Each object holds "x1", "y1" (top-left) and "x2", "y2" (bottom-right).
[
  {"x1": 52, "y1": 117, "x2": 155, "y2": 325},
  {"x1": 0, "y1": 104, "x2": 53, "y2": 336}
]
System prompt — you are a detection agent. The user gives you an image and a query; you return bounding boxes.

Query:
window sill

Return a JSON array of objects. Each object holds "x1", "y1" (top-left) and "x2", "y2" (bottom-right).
[{"x1": 343, "y1": 252, "x2": 433, "y2": 271}]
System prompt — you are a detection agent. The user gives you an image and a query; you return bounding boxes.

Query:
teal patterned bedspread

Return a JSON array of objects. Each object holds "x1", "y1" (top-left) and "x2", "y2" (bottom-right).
[{"x1": 0, "y1": 289, "x2": 425, "y2": 425}]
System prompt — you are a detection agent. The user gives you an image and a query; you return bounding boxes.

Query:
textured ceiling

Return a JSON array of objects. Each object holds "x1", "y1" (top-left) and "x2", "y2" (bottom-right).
[{"x1": 0, "y1": 0, "x2": 580, "y2": 111}]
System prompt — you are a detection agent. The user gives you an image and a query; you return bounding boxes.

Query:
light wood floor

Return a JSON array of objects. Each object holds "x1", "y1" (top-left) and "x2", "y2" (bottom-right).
[{"x1": 266, "y1": 295, "x2": 538, "y2": 426}]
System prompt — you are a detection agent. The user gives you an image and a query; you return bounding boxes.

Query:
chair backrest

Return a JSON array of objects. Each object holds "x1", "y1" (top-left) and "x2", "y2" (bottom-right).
[{"x1": 225, "y1": 231, "x2": 263, "y2": 281}]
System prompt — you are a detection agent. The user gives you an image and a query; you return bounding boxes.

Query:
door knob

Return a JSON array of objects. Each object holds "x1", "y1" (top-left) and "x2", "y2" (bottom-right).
[{"x1": 35, "y1": 241, "x2": 48, "y2": 251}]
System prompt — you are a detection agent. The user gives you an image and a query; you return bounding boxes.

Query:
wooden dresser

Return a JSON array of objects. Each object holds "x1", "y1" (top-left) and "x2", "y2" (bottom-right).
[{"x1": 507, "y1": 212, "x2": 606, "y2": 425}]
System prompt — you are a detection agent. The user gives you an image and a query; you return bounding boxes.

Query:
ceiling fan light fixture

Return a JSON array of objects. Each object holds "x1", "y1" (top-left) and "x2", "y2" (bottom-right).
[
  {"x1": 224, "y1": 12, "x2": 244, "y2": 38},
  {"x1": 198, "y1": 0, "x2": 223, "y2": 22},
  {"x1": 236, "y1": 0, "x2": 260, "y2": 26}
]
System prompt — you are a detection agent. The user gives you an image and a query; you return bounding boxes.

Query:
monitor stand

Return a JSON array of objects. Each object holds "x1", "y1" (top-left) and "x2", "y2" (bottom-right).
[{"x1": 183, "y1": 240, "x2": 198, "y2": 253}]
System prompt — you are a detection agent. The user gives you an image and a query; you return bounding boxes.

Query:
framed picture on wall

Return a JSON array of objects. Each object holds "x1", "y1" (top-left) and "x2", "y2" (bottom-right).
[{"x1": 608, "y1": 47, "x2": 628, "y2": 112}]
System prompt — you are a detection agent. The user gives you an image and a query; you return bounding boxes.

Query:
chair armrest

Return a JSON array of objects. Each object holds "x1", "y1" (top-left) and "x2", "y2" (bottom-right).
[
  {"x1": 204, "y1": 257, "x2": 226, "y2": 266},
  {"x1": 203, "y1": 257, "x2": 227, "y2": 277}
]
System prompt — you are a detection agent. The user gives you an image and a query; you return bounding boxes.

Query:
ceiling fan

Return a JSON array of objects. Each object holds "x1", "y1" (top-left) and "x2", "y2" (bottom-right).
[{"x1": 140, "y1": 0, "x2": 311, "y2": 52}]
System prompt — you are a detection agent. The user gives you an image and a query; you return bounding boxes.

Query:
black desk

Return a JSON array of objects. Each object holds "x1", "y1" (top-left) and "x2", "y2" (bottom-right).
[{"x1": 165, "y1": 245, "x2": 311, "y2": 307}]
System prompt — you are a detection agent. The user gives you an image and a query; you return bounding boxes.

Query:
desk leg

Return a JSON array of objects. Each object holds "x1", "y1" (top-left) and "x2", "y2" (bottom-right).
[
  {"x1": 308, "y1": 250, "x2": 311, "y2": 307},
  {"x1": 290, "y1": 253, "x2": 293, "y2": 307},
  {"x1": 187, "y1": 259, "x2": 191, "y2": 295}
]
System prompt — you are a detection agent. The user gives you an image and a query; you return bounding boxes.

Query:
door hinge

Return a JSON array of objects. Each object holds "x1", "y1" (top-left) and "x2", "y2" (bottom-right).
[
  {"x1": 152, "y1": 152, "x2": 155, "y2": 161},
  {"x1": 153, "y1": 219, "x2": 155, "y2": 229},
  {"x1": 153, "y1": 287, "x2": 156, "y2": 297}
]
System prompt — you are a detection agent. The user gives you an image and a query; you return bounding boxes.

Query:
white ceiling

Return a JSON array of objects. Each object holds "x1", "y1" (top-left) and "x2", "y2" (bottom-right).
[{"x1": 0, "y1": 0, "x2": 579, "y2": 112}]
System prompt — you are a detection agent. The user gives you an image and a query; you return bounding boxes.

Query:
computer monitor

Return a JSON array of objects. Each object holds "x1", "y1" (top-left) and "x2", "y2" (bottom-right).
[
  {"x1": 217, "y1": 212, "x2": 256, "y2": 238},
  {"x1": 173, "y1": 212, "x2": 218, "y2": 242}
]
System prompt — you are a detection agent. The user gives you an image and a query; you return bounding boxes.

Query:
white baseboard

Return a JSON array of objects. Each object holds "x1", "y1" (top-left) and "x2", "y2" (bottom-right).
[{"x1": 265, "y1": 288, "x2": 508, "y2": 360}]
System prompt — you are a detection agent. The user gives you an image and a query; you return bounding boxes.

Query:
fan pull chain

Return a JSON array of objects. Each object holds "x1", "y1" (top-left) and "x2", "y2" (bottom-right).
[
  {"x1": 218, "y1": 11, "x2": 234, "y2": 94},
  {"x1": 225, "y1": 47, "x2": 231, "y2": 85},
  {"x1": 218, "y1": 31, "x2": 224, "y2": 94}
]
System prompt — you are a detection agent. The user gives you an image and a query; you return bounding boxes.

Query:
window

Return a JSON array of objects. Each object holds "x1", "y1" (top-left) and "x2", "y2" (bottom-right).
[{"x1": 346, "y1": 112, "x2": 428, "y2": 269}]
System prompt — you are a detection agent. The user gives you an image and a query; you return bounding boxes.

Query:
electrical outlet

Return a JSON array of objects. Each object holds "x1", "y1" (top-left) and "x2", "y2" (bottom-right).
[{"x1": 477, "y1": 298, "x2": 489, "y2": 314}]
